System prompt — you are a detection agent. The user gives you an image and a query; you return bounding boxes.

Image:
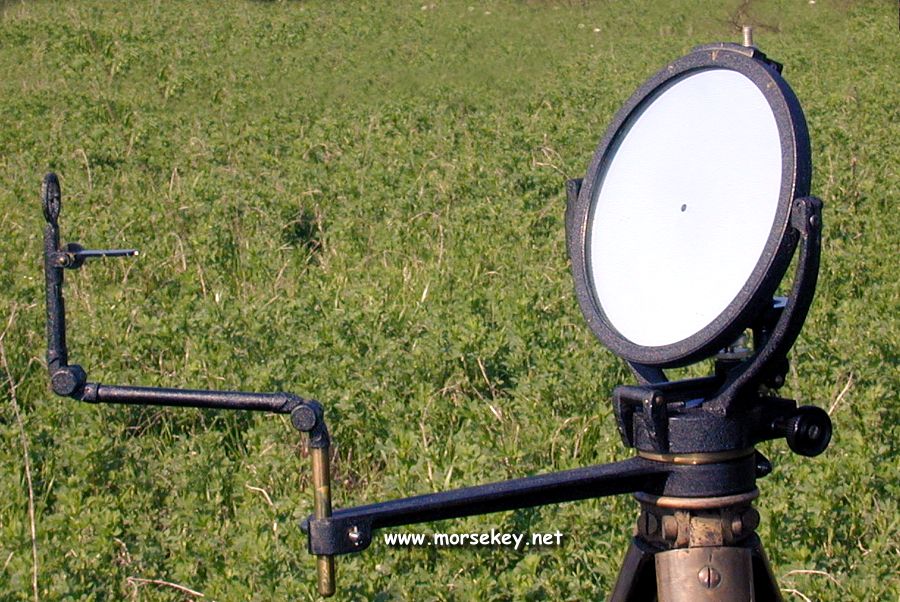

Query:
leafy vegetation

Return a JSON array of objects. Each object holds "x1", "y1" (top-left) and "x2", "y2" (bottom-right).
[{"x1": 0, "y1": 1, "x2": 897, "y2": 600}]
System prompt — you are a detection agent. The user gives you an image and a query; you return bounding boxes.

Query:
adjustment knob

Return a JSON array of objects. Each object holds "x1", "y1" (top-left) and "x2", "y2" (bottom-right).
[{"x1": 783, "y1": 406, "x2": 832, "y2": 457}]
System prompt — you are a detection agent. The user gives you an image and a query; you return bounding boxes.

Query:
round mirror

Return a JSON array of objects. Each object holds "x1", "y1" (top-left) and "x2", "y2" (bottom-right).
[{"x1": 569, "y1": 45, "x2": 810, "y2": 367}]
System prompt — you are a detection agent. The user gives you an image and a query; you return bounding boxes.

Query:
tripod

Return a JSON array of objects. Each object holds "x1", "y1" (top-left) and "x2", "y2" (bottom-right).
[{"x1": 611, "y1": 488, "x2": 781, "y2": 601}]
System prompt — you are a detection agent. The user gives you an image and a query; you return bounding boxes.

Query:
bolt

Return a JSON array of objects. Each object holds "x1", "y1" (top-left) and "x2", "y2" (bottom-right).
[
  {"x1": 755, "y1": 453, "x2": 773, "y2": 478},
  {"x1": 742, "y1": 26, "x2": 754, "y2": 48},
  {"x1": 698, "y1": 565, "x2": 722, "y2": 589},
  {"x1": 51, "y1": 366, "x2": 85, "y2": 396},
  {"x1": 348, "y1": 526, "x2": 361, "y2": 546},
  {"x1": 661, "y1": 515, "x2": 679, "y2": 541},
  {"x1": 742, "y1": 508, "x2": 760, "y2": 532},
  {"x1": 731, "y1": 515, "x2": 743, "y2": 537},
  {"x1": 807, "y1": 424, "x2": 821, "y2": 440},
  {"x1": 641, "y1": 512, "x2": 658, "y2": 536},
  {"x1": 51, "y1": 370, "x2": 78, "y2": 395}
]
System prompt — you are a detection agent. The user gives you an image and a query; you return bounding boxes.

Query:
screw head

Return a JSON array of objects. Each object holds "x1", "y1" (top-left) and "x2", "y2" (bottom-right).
[
  {"x1": 731, "y1": 515, "x2": 743, "y2": 537},
  {"x1": 661, "y1": 515, "x2": 679, "y2": 541},
  {"x1": 348, "y1": 526, "x2": 361, "y2": 546},
  {"x1": 698, "y1": 565, "x2": 722, "y2": 589},
  {"x1": 645, "y1": 512, "x2": 658, "y2": 536}
]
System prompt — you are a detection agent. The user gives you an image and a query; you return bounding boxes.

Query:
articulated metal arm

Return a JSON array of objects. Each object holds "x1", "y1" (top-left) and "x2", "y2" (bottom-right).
[
  {"x1": 302, "y1": 451, "x2": 761, "y2": 557},
  {"x1": 304, "y1": 457, "x2": 667, "y2": 556},
  {"x1": 40, "y1": 173, "x2": 337, "y2": 596}
]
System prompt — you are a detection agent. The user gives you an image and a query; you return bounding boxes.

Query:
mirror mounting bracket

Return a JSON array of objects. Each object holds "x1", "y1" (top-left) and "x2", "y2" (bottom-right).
[{"x1": 610, "y1": 197, "x2": 828, "y2": 457}]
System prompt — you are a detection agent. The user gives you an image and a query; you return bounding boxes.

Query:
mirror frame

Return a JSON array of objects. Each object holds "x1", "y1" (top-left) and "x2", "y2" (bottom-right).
[{"x1": 567, "y1": 44, "x2": 811, "y2": 368}]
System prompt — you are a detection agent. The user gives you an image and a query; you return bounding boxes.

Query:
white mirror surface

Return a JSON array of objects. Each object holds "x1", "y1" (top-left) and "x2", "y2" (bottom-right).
[{"x1": 588, "y1": 68, "x2": 782, "y2": 348}]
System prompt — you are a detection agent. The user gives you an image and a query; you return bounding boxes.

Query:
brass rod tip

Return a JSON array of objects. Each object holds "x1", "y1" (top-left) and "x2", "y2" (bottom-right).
[
  {"x1": 317, "y1": 556, "x2": 336, "y2": 597},
  {"x1": 742, "y1": 26, "x2": 754, "y2": 48}
]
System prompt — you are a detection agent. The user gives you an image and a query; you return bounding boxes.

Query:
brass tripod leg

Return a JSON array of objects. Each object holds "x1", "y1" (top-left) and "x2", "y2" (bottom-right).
[{"x1": 655, "y1": 545, "x2": 754, "y2": 601}]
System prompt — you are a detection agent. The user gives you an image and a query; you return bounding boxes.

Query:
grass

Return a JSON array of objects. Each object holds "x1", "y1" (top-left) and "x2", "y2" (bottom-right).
[{"x1": 0, "y1": 0, "x2": 897, "y2": 600}]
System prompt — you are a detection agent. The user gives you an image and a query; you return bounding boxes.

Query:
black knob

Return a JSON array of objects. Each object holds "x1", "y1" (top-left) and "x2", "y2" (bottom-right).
[
  {"x1": 783, "y1": 406, "x2": 832, "y2": 457},
  {"x1": 291, "y1": 404, "x2": 318, "y2": 432}
]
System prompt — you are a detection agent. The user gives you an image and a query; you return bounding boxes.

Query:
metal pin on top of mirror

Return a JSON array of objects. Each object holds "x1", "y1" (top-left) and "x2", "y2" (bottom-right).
[{"x1": 742, "y1": 26, "x2": 754, "y2": 48}]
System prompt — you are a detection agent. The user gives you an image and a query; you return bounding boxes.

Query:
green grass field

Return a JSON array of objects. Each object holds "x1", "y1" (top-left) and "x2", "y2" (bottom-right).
[{"x1": 1, "y1": 1, "x2": 897, "y2": 600}]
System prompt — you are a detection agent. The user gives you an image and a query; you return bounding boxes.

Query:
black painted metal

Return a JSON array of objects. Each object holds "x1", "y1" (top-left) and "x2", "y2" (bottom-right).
[
  {"x1": 83, "y1": 383, "x2": 301, "y2": 414},
  {"x1": 40, "y1": 175, "x2": 335, "y2": 589},
  {"x1": 607, "y1": 196, "x2": 826, "y2": 456},
  {"x1": 707, "y1": 196, "x2": 823, "y2": 413},
  {"x1": 41, "y1": 39, "x2": 830, "y2": 598},
  {"x1": 336, "y1": 457, "x2": 663, "y2": 526},
  {"x1": 39, "y1": 173, "x2": 325, "y2": 438},
  {"x1": 774, "y1": 405, "x2": 833, "y2": 457},
  {"x1": 42, "y1": 174, "x2": 69, "y2": 377},
  {"x1": 303, "y1": 453, "x2": 760, "y2": 556}
]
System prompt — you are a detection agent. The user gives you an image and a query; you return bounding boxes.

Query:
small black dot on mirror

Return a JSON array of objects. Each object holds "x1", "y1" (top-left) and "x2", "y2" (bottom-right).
[{"x1": 680, "y1": 204, "x2": 687, "y2": 212}]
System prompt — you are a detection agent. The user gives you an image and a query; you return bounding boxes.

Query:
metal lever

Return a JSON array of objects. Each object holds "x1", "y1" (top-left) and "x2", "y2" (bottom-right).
[
  {"x1": 68, "y1": 246, "x2": 139, "y2": 259},
  {"x1": 51, "y1": 242, "x2": 138, "y2": 269}
]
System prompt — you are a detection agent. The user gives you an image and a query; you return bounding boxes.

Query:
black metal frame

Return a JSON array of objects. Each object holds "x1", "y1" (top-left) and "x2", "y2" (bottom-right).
[
  {"x1": 40, "y1": 172, "x2": 336, "y2": 591},
  {"x1": 299, "y1": 184, "x2": 830, "y2": 554},
  {"x1": 41, "y1": 40, "x2": 832, "y2": 599},
  {"x1": 42, "y1": 173, "x2": 323, "y2": 431},
  {"x1": 566, "y1": 43, "x2": 811, "y2": 370},
  {"x1": 295, "y1": 44, "x2": 830, "y2": 574}
]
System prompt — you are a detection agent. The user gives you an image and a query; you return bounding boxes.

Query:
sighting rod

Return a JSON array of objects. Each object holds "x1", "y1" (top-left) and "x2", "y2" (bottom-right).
[
  {"x1": 79, "y1": 384, "x2": 303, "y2": 413},
  {"x1": 40, "y1": 173, "x2": 337, "y2": 596}
]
